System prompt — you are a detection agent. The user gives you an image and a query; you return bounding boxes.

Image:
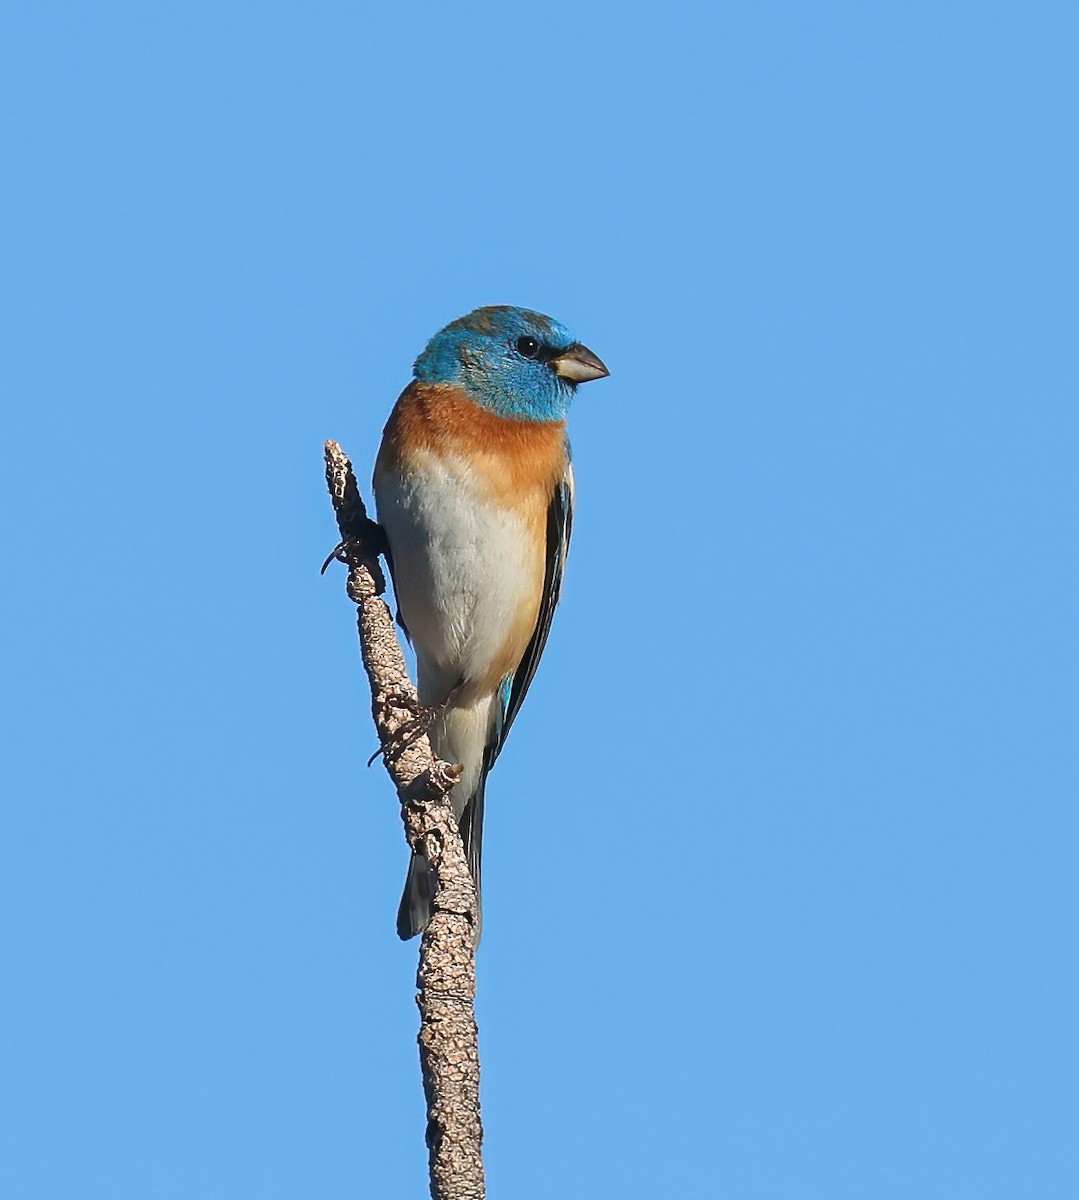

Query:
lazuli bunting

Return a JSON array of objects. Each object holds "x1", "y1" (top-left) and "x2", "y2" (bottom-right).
[{"x1": 373, "y1": 306, "x2": 609, "y2": 940}]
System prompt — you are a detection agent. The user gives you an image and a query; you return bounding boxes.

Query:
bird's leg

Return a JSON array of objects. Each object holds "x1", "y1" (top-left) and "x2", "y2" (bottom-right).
[
  {"x1": 320, "y1": 513, "x2": 390, "y2": 594},
  {"x1": 375, "y1": 680, "x2": 463, "y2": 766}
]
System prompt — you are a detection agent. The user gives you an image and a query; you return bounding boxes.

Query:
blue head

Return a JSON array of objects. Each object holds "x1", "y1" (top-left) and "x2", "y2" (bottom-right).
[{"x1": 413, "y1": 306, "x2": 609, "y2": 422}]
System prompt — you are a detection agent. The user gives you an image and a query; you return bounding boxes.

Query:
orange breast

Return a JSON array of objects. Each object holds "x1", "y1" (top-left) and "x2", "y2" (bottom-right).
[{"x1": 378, "y1": 381, "x2": 568, "y2": 512}]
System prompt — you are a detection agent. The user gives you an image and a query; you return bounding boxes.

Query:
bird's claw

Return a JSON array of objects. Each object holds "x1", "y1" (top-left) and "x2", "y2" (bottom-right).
[
  {"x1": 319, "y1": 517, "x2": 390, "y2": 593},
  {"x1": 320, "y1": 539, "x2": 351, "y2": 575},
  {"x1": 378, "y1": 699, "x2": 450, "y2": 764}
]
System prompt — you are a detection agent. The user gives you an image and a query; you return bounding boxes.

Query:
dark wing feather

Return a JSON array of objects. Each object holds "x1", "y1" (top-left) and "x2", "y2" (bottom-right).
[
  {"x1": 380, "y1": 540, "x2": 411, "y2": 644},
  {"x1": 490, "y1": 454, "x2": 574, "y2": 762}
]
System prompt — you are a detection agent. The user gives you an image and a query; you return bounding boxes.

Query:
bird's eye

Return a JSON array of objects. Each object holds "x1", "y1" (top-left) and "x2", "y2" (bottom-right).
[{"x1": 516, "y1": 336, "x2": 540, "y2": 359}]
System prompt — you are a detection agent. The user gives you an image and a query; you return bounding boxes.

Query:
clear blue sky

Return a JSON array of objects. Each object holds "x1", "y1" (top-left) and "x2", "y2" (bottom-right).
[{"x1": 2, "y1": 3, "x2": 1076, "y2": 1197}]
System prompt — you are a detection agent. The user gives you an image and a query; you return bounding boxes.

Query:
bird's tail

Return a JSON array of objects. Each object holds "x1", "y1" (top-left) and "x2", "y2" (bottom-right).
[{"x1": 396, "y1": 771, "x2": 487, "y2": 942}]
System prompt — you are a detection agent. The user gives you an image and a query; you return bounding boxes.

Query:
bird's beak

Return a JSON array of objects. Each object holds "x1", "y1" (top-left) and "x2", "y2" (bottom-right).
[{"x1": 550, "y1": 343, "x2": 610, "y2": 383}]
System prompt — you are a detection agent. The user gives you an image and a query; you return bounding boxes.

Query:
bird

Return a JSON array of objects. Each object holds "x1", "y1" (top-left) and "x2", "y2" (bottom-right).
[{"x1": 373, "y1": 306, "x2": 609, "y2": 941}]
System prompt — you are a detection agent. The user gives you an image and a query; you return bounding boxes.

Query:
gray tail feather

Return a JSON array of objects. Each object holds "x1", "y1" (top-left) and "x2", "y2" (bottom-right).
[
  {"x1": 459, "y1": 779, "x2": 484, "y2": 942},
  {"x1": 396, "y1": 850, "x2": 435, "y2": 940},
  {"x1": 395, "y1": 776, "x2": 486, "y2": 943}
]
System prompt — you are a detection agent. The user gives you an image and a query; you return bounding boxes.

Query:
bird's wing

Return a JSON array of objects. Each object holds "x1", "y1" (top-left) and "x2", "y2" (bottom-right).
[
  {"x1": 490, "y1": 450, "x2": 574, "y2": 762},
  {"x1": 381, "y1": 539, "x2": 411, "y2": 644}
]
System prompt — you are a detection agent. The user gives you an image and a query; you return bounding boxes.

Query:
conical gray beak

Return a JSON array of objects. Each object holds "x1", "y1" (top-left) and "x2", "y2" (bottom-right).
[{"x1": 551, "y1": 342, "x2": 610, "y2": 383}]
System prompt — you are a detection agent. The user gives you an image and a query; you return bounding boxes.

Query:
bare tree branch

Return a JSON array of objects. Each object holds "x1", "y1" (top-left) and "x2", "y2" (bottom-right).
[{"x1": 323, "y1": 439, "x2": 485, "y2": 1200}]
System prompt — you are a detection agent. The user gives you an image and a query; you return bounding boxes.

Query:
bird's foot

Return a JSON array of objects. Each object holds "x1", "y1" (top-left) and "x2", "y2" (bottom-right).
[
  {"x1": 319, "y1": 515, "x2": 390, "y2": 593},
  {"x1": 368, "y1": 694, "x2": 451, "y2": 767},
  {"x1": 388, "y1": 702, "x2": 448, "y2": 759}
]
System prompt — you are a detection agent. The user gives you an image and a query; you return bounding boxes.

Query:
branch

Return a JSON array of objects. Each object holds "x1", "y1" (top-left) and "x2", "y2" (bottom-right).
[{"x1": 323, "y1": 440, "x2": 485, "y2": 1200}]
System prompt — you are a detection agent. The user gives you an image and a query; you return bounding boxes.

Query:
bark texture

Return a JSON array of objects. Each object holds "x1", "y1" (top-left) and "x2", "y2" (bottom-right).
[{"x1": 323, "y1": 439, "x2": 485, "y2": 1200}]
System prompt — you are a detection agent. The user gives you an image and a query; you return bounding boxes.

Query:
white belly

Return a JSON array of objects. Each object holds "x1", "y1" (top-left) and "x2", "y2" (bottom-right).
[{"x1": 375, "y1": 451, "x2": 538, "y2": 705}]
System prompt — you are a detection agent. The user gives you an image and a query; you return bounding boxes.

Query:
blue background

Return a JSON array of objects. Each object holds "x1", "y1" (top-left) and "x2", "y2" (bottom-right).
[{"x1": 2, "y1": 3, "x2": 1076, "y2": 1196}]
